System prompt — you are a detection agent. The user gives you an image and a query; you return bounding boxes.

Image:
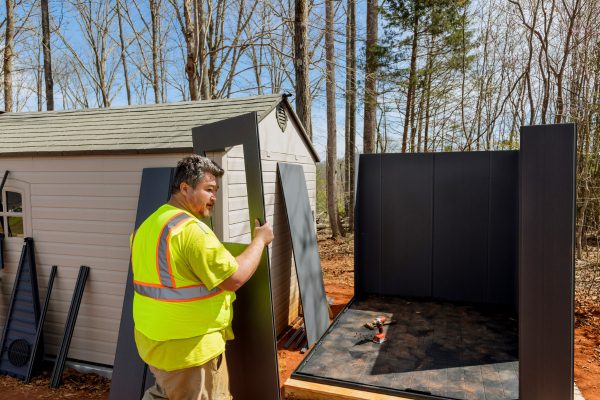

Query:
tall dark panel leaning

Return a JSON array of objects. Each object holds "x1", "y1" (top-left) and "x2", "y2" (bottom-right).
[
  {"x1": 277, "y1": 162, "x2": 330, "y2": 347},
  {"x1": 109, "y1": 168, "x2": 174, "y2": 400},
  {"x1": 519, "y1": 124, "x2": 575, "y2": 400},
  {"x1": 192, "y1": 112, "x2": 280, "y2": 400}
]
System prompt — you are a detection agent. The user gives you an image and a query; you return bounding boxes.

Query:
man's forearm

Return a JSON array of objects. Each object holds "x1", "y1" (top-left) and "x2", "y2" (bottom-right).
[{"x1": 219, "y1": 237, "x2": 266, "y2": 291}]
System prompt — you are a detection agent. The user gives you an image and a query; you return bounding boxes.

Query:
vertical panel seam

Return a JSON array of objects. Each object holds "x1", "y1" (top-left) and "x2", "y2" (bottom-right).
[
  {"x1": 378, "y1": 154, "x2": 382, "y2": 294},
  {"x1": 486, "y1": 152, "x2": 492, "y2": 303},
  {"x1": 431, "y1": 153, "x2": 436, "y2": 298}
]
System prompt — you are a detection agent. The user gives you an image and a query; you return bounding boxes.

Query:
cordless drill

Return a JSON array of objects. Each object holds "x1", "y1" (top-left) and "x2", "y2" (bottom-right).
[{"x1": 370, "y1": 316, "x2": 387, "y2": 344}]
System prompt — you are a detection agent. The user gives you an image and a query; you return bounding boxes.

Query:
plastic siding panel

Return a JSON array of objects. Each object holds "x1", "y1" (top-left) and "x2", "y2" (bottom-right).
[
  {"x1": 355, "y1": 154, "x2": 381, "y2": 297},
  {"x1": 380, "y1": 153, "x2": 433, "y2": 297},
  {"x1": 488, "y1": 151, "x2": 518, "y2": 305},
  {"x1": 109, "y1": 167, "x2": 174, "y2": 400},
  {"x1": 277, "y1": 163, "x2": 329, "y2": 347},
  {"x1": 193, "y1": 113, "x2": 280, "y2": 400},
  {"x1": 432, "y1": 152, "x2": 489, "y2": 303},
  {"x1": 519, "y1": 124, "x2": 575, "y2": 400}
]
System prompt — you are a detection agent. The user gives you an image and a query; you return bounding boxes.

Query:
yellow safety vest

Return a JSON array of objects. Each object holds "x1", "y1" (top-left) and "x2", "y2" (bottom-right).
[{"x1": 132, "y1": 206, "x2": 235, "y2": 341}]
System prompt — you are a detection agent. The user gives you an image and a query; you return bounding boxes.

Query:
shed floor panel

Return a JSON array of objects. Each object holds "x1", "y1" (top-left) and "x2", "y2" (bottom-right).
[{"x1": 295, "y1": 296, "x2": 518, "y2": 400}]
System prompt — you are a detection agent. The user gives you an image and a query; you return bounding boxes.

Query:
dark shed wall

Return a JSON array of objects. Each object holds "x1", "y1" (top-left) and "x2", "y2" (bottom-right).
[
  {"x1": 519, "y1": 124, "x2": 575, "y2": 400},
  {"x1": 355, "y1": 155, "x2": 382, "y2": 295},
  {"x1": 488, "y1": 151, "x2": 519, "y2": 305},
  {"x1": 433, "y1": 152, "x2": 490, "y2": 302},
  {"x1": 355, "y1": 151, "x2": 518, "y2": 305},
  {"x1": 380, "y1": 154, "x2": 433, "y2": 297}
]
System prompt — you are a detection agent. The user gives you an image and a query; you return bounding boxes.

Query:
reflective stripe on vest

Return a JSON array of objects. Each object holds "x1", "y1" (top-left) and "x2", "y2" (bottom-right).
[
  {"x1": 134, "y1": 211, "x2": 223, "y2": 302},
  {"x1": 133, "y1": 281, "x2": 222, "y2": 302}
]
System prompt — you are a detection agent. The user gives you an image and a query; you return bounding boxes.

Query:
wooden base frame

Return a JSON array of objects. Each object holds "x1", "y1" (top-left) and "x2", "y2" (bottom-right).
[{"x1": 284, "y1": 378, "x2": 418, "y2": 400}]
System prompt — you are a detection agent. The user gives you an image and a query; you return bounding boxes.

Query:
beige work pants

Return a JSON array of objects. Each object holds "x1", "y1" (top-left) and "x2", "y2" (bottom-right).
[{"x1": 142, "y1": 353, "x2": 232, "y2": 400}]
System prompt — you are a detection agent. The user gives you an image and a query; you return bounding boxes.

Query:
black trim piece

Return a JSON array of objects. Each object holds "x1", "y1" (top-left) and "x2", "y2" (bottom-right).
[
  {"x1": 193, "y1": 112, "x2": 279, "y2": 400},
  {"x1": 50, "y1": 265, "x2": 90, "y2": 388},
  {"x1": 292, "y1": 328, "x2": 306, "y2": 349},
  {"x1": 26, "y1": 265, "x2": 57, "y2": 383},
  {"x1": 0, "y1": 233, "x2": 5, "y2": 270},
  {"x1": 0, "y1": 170, "x2": 9, "y2": 192},
  {"x1": 0, "y1": 238, "x2": 43, "y2": 381},
  {"x1": 0, "y1": 169, "x2": 8, "y2": 270},
  {"x1": 284, "y1": 324, "x2": 304, "y2": 349}
]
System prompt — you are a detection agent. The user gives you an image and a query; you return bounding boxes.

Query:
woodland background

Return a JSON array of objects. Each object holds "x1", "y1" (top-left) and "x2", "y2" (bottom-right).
[{"x1": 0, "y1": 0, "x2": 598, "y2": 290}]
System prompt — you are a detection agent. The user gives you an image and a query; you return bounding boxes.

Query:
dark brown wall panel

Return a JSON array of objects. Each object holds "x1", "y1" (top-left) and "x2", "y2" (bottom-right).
[
  {"x1": 432, "y1": 152, "x2": 490, "y2": 303},
  {"x1": 277, "y1": 163, "x2": 330, "y2": 346},
  {"x1": 380, "y1": 153, "x2": 433, "y2": 297},
  {"x1": 355, "y1": 151, "x2": 518, "y2": 305},
  {"x1": 488, "y1": 151, "x2": 518, "y2": 305},
  {"x1": 110, "y1": 167, "x2": 173, "y2": 400},
  {"x1": 355, "y1": 155, "x2": 381, "y2": 296},
  {"x1": 519, "y1": 124, "x2": 575, "y2": 400},
  {"x1": 193, "y1": 113, "x2": 280, "y2": 400}
]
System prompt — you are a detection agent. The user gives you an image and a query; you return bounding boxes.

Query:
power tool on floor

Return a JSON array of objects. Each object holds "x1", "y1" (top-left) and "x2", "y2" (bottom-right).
[{"x1": 364, "y1": 316, "x2": 393, "y2": 344}]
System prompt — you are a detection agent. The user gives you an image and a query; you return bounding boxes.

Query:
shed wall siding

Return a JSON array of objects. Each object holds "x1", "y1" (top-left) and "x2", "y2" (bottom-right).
[
  {"x1": 258, "y1": 108, "x2": 317, "y2": 333},
  {"x1": 0, "y1": 154, "x2": 187, "y2": 366},
  {"x1": 0, "y1": 112, "x2": 316, "y2": 366}
]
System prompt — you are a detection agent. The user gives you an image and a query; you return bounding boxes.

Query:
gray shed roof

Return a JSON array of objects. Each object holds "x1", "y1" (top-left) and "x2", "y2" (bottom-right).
[{"x1": 0, "y1": 94, "x2": 319, "y2": 161}]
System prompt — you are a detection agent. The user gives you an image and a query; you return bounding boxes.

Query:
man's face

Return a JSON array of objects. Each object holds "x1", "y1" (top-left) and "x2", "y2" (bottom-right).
[{"x1": 181, "y1": 173, "x2": 219, "y2": 219}]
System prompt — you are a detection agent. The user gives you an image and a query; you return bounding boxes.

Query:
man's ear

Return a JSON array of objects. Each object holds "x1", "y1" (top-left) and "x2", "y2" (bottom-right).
[{"x1": 179, "y1": 181, "x2": 189, "y2": 194}]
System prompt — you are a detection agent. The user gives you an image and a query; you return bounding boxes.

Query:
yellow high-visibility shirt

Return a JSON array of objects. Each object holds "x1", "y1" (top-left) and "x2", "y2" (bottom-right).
[
  {"x1": 134, "y1": 326, "x2": 234, "y2": 372},
  {"x1": 132, "y1": 204, "x2": 238, "y2": 371}
]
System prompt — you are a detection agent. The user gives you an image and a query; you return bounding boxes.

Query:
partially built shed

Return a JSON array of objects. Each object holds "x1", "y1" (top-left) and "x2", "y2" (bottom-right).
[
  {"x1": 288, "y1": 124, "x2": 576, "y2": 400},
  {"x1": 0, "y1": 94, "x2": 318, "y2": 368}
]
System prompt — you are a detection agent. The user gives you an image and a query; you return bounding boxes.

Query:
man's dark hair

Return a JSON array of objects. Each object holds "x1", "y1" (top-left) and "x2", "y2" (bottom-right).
[{"x1": 170, "y1": 155, "x2": 224, "y2": 195}]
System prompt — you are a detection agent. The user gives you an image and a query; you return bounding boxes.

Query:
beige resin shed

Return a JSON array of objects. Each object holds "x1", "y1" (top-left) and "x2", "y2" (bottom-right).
[{"x1": 0, "y1": 94, "x2": 319, "y2": 367}]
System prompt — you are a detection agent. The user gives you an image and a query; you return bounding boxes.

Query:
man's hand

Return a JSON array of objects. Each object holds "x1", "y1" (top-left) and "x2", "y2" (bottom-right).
[
  {"x1": 219, "y1": 218, "x2": 275, "y2": 292},
  {"x1": 254, "y1": 219, "x2": 274, "y2": 247}
]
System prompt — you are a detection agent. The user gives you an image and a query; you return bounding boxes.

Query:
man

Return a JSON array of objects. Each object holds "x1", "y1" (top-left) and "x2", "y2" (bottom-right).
[{"x1": 131, "y1": 155, "x2": 274, "y2": 400}]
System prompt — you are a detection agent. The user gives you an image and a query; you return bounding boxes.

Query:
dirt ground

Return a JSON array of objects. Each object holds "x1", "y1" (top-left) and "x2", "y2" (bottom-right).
[{"x1": 0, "y1": 233, "x2": 598, "y2": 399}]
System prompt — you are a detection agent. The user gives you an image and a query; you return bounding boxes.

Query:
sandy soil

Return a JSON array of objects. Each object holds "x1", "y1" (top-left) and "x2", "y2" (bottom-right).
[
  {"x1": 0, "y1": 233, "x2": 597, "y2": 400},
  {"x1": 575, "y1": 299, "x2": 600, "y2": 399}
]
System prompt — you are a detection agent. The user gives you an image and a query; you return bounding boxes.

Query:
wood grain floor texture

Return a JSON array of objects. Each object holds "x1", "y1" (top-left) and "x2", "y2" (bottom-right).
[{"x1": 296, "y1": 296, "x2": 519, "y2": 400}]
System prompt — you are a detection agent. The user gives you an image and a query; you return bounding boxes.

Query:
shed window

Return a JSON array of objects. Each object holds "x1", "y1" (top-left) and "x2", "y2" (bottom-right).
[{"x1": 0, "y1": 190, "x2": 25, "y2": 237}]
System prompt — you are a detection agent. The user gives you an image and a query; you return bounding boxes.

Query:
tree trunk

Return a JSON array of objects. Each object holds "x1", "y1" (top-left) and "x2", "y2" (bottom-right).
[
  {"x1": 402, "y1": 9, "x2": 418, "y2": 153},
  {"x1": 116, "y1": 0, "x2": 131, "y2": 105},
  {"x1": 423, "y1": 35, "x2": 434, "y2": 152},
  {"x1": 325, "y1": 0, "x2": 342, "y2": 238},
  {"x1": 344, "y1": 0, "x2": 356, "y2": 230},
  {"x1": 37, "y1": 57, "x2": 42, "y2": 111},
  {"x1": 4, "y1": 0, "x2": 14, "y2": 112},
  {"x1": 41, "y1": 0, "x2": 54, "y2": 110},
  {"x1": 363, "y1": 0, "x2": 377, "y2": 154},
  {"x1": 416, "y1": 79, "x2": 425, "y2": 152},
  {"x1": 197, "y1": 0, "x2": 210, "y2": 99},
  {"x1": 183, "y1": 0, "x2": 199, "y2": 100},
  {"x1": 150, "y1": 0, "x2": 161, "y2": 103},
  {"x1": 294, "y1": 0, "x2": 312, "y2": 139}
]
